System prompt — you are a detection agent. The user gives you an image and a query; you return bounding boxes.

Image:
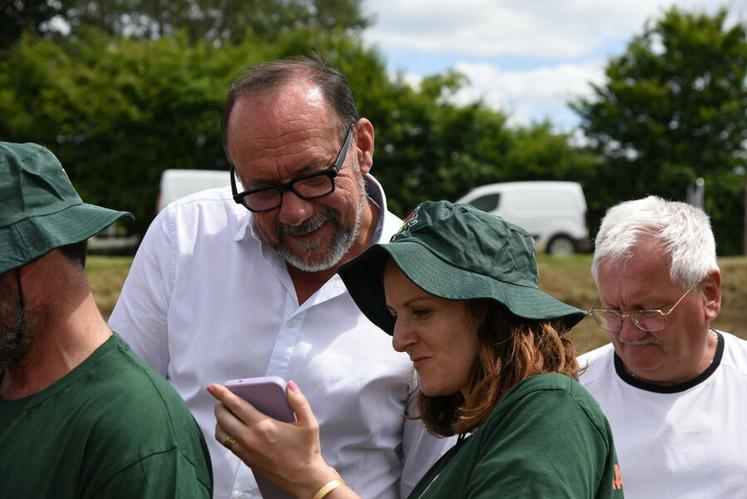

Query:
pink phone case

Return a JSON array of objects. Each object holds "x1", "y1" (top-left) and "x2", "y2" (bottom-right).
[
  {"x1": 223, "y1": 376, "x2": 295, "y2": 499},
  {"x1": 224, "y1": 376, "x2": 294, "y2": 422}
]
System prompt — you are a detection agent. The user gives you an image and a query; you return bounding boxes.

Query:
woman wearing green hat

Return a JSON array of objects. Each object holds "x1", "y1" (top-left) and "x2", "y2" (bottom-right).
[{"x1": 209, "y1": 200, "x2": 623, "y2": 498}]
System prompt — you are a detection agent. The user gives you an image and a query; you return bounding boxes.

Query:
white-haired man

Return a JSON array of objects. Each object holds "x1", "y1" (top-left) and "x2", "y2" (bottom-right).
[{"x1": 579, "y1": 195, "x2": 747, "y2": 498}]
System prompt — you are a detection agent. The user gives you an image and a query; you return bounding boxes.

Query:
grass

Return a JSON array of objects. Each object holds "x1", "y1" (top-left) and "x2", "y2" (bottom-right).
[
  {"x1": 87, "y1": 254, "x2": 747, "y2": 354},
  {"x1": 536, "y1": 255, "x2": 607, "y2": 353},
  {"x1": 86, "y1": 256, "x2": 134, "y2": 319},
  {"x1": 539, "y1": 254, "x2": 747, "y2": 352}
]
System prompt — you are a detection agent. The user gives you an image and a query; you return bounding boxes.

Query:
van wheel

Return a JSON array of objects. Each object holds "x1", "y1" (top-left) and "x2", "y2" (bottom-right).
[{"x1": 547, "y1": 236, "x2": 575, "y2": 256}]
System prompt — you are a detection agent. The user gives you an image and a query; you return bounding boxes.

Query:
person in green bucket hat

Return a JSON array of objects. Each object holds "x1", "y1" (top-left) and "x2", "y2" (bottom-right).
[
  {"x1": 209, "y1": 200, "x2": 624, "y2": 499},
  {"x1": 0, "y1": 142, "x2": 213, "y2": 498}
]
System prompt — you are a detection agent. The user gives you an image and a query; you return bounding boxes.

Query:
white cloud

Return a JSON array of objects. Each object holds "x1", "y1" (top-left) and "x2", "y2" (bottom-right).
[
  {"x1": 364, "y1": 0, "x2": 694, "y2": 59},
  {"x1": 450, "y1": 60, "x2": 606, "y2": 130},
  {"x1": 393, "y1": 60, "x2": 604, "y2": 131},
  {"x1": 362, "y1": 0, "x2": 747, "y2": 129}
]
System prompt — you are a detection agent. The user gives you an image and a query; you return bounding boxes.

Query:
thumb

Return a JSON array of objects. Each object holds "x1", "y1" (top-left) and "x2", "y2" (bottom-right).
[{"x1": 286, "y1": 380, "x2": 316, "y2": 425}]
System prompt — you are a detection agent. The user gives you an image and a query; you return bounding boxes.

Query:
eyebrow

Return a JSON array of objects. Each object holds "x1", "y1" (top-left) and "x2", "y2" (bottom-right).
[{"x1": 386, "y1": 294, "x2": 438, "y2": 310}]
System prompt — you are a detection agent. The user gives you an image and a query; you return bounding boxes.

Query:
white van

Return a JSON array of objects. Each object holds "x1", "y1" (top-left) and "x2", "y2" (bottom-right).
[
  {"x1": 156, "y1": 169, "x2": 230, "y2": 212},
  {"x1": 456, "y1": 181, "x2": 591, "y2": 255}
]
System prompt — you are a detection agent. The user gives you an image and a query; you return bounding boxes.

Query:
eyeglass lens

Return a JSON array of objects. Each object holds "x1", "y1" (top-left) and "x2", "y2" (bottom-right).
[
  {"x1": 591, "y1": 310, "x2": 666, "y2": 333},
  {"x1": 246, "y1": 174, "x2": 335, "y2": 211},
  {"x1": 234, "y1": 124, "x2": 353, "y2": 212},
  {"x1": 590, "y1": 282, "x2": 697, "y2": 333}
]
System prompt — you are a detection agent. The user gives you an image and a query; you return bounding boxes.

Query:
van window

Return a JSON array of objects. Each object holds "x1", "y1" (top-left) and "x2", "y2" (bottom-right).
[{"x1": 466, "y1": 193, "x2": 500, "y2": 212}]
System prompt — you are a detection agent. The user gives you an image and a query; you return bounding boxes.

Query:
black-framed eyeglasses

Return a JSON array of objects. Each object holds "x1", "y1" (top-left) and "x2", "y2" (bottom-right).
[
  {"x1": 230, "y1": 124, "x2": 354, "y2": 213},
  {"x1": 588, "y1": 282, "x2": 698, "y2": 333}
]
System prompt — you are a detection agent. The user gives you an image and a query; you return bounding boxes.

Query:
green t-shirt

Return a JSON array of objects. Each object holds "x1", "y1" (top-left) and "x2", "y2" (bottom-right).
[
  {"x1": 408, "y1": 373, "x2": 624, "y2": 498},
  {"x1": 0, "y1": 333, "x2": 212, "y2": 499}
]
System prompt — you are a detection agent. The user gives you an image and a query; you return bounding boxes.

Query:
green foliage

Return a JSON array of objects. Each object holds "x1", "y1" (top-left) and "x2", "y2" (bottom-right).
[
  {"x1": 345, "y1": 63, "x2": 596, "y2": 216},
  {"x1": 7, "y1": 3, "x2": 747, "y2": 256},
  {"x1": 572, "y1": 7, "x2": 747, "y2": 253},
  {"x1": 0, "y1": 25, "x2": 594, "y2": 234},
  {"x1": 0, "y1": 30, "x2": 255, "y2": 234},
  {"x1": 1, "y1": 0, "x2": 370, "y2": 48},
  {"x1": 0, "y1": 0, "x2": 60, "y2": 49}
]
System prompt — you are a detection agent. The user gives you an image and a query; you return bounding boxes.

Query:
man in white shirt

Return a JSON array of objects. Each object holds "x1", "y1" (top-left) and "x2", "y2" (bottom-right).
[
  {"x1": 579, "y1": 195, "x2": 747, "y2": 499},
  {"x1": 109, "y1": 56, "x2": 453, "y2": 499}
]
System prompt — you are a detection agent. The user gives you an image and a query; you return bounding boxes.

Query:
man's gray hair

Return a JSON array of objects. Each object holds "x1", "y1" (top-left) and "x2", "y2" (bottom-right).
[{"x1": 591, "y1": 195, "x2": 719, "y2": 289}]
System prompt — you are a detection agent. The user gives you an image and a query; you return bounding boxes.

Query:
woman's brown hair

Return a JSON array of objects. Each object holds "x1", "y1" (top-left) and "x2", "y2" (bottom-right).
[{"x1": 418, "y1": 300, "x2": 579, "y2": 436}]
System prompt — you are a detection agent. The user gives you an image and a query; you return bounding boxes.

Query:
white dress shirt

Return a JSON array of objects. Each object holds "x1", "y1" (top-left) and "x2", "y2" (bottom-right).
[{"x1": 110, "y1": 175, "x2": 454, "y2": 499}]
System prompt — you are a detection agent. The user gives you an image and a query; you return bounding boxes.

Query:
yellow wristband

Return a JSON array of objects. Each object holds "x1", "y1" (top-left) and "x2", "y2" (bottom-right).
[{"x1": 312, "y1": 479, "x2": 345, "y2": 499}]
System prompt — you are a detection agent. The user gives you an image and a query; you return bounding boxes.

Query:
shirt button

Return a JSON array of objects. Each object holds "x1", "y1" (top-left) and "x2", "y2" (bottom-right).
[
  {"x1": 231, "y1": 491, "x2": 244, "y2": 499},
  {"x1": 286, "y1": 318, "x2": 300, "y2": 327}
]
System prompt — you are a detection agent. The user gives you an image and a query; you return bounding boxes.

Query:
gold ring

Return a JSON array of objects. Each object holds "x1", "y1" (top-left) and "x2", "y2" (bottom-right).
[{"x1": 222, "y1": 434, "x2": 237, "y2": 450}]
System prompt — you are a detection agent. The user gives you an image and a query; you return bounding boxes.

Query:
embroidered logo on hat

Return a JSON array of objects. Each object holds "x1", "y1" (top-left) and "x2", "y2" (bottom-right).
[{"x1": 395, "y1": 205, "x2": 421, "y2": 237}]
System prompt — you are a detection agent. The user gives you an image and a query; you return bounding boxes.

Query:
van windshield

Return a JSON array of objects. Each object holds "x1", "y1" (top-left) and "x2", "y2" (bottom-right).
[{"x1": 467, "y1": 193, "x2": 500, "y2": 212}]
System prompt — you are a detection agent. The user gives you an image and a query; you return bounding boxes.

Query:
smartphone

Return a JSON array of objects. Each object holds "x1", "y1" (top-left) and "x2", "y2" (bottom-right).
[
  {"x1": 224, "y1": 376, "x2": 295, "y2": 422},
  {"x1": 223, "y1": 376, "x2": 295, "y2": 499}
]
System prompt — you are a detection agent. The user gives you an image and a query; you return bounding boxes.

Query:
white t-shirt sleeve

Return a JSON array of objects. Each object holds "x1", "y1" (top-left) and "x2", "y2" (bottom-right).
[{"x1": 109, "y1": 206, "x2": 175, "y2": 376}]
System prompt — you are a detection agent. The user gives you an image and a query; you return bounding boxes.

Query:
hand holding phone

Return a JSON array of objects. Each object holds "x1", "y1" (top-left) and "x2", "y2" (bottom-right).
[
  {"x1": 224, "y1": 376, "x2": 295, "y2": 422},
  {"x1": 223, "y1": 376, "x2": 295, "y2": 499}
]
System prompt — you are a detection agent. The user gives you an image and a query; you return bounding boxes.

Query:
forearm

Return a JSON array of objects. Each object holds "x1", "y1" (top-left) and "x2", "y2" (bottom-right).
[
  {"x1": 311, "y1": 482, "x2": 360, "y2": 499},
  {"x1": 293, "y1": 465, "x2": 361, "y2": 499}
]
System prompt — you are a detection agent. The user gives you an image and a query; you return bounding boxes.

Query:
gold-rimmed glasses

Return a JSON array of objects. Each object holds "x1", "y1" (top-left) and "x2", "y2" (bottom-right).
[{"x1": 588, "y1": 282, "x2": 698, "y2": 333}]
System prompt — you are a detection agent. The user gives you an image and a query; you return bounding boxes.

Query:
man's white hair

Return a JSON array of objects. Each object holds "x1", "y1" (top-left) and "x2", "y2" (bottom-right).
[{"x1": 591, "y1": 195, "x2": 719, "y2": 290}]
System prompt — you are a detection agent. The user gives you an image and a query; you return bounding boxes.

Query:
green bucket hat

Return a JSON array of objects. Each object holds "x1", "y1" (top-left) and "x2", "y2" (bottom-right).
[
  {"x1": 338, "y1": 200, "x2": 585, "y2": 335},
  {"x1": 0, "y1": 142, "x2": 133, "y2": 274}
]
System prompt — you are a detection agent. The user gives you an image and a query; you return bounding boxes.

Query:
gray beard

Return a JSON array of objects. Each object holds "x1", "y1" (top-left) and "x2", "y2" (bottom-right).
[{"x1": 255, "y1": 175, "x2": 368, "y2": 273}]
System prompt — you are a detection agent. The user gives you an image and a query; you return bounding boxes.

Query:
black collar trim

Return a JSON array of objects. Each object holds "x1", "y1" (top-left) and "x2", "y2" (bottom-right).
[{"x1": 613, "y1": 330, "x2": 724, "y2": 393}]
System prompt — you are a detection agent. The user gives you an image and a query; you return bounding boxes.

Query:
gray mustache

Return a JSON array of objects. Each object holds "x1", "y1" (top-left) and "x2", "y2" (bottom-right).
[{"x1": 277, "y1": 210, "x2": 338, "y2": 237}]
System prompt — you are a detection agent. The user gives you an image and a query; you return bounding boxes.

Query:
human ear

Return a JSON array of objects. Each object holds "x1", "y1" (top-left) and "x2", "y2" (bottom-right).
[
  {"x1": 353, "y1": 118, "x2": 374, "y2": 174},
  {"x1": 700, "y1": 270, "x2": 721, "y2": 321}
]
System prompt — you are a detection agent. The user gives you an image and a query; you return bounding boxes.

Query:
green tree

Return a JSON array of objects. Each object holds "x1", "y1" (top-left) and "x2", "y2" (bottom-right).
[
  {"x1": 353, "y1": 69, "x2": 596, "y2": 217},
  {"x1": 1, "y1": 0, "x2": 370, "y2": 48},
  {"x1": 572, "y1": 7, "x2": 747, "y2": 253},
  {"x1": 0, "y1": 25, "x2": 594, "y2": 237},
  {"x1": 0, "y1": 30, "x2": 262, "y2": 234},
  {"x1": 1, "y1": 0, "x2": 63, "y2": 49}
]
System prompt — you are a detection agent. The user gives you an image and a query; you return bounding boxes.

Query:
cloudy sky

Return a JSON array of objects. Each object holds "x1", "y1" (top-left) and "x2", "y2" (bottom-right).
[{"x1": 361, "y1": 0, "x2": 747, "y2": 131}]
